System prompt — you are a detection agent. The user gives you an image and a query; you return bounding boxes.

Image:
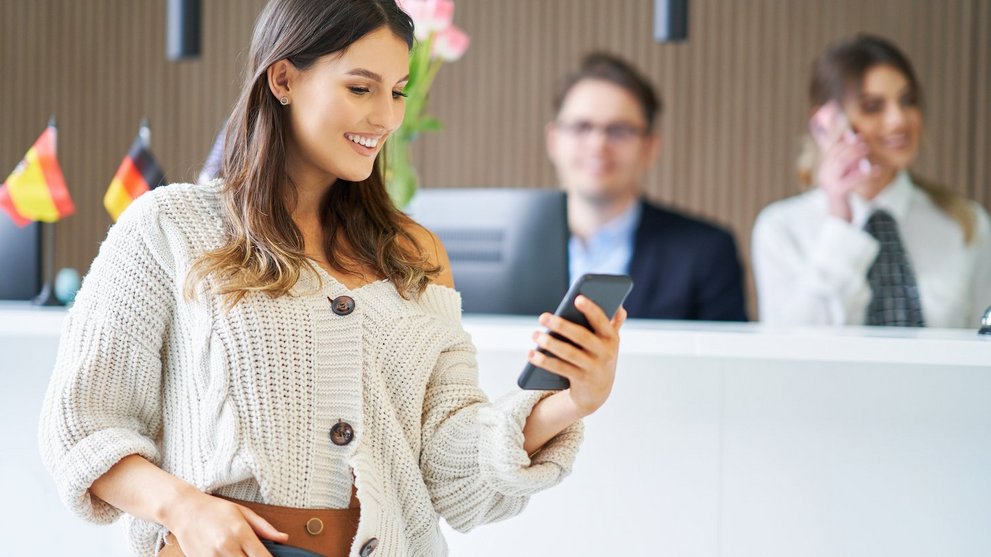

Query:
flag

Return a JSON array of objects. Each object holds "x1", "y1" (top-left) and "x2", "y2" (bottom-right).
[
  {"x1": 104, "y1": 123, "x2": 165, "y2": 222},
  {"x1": 0, "y1": 120, "x2": 74, "y2": 227}
]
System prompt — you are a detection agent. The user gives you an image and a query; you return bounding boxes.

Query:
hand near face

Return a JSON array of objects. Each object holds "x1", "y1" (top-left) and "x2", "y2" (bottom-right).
[
  {"x1": 810, "y1": 101, "x2": 879, "y2": 221},
  {"x1": 528, "y1": 296, "x2": 627, "y2": 417}
]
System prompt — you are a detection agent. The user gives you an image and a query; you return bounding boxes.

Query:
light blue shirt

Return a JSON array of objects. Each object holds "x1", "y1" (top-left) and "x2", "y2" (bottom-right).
[{"x1": 568, "y1": 201, "x2": 642, "y2": 285}]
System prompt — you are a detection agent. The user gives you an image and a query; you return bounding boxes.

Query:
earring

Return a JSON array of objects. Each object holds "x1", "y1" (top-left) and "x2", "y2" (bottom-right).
[{"x1": 280, "y1": 96, "x2": 290, "y2": 106}]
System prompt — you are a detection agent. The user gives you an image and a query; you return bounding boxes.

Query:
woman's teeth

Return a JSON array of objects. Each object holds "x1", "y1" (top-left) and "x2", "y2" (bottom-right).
[{"x1": 346, "y1": 134, "x2": 379, "y2": 148}]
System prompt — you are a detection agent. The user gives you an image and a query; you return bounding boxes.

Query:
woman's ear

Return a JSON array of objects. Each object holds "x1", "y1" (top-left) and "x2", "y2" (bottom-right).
[{"x1": 267, "y1": 59, "x2": 296, "y2": 104}]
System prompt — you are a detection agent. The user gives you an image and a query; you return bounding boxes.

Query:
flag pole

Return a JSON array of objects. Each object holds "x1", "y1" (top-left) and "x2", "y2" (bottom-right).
[
  {"x1": 32, "y1": 221, "x2": 60, "y2": 306},
  {"x1": 32, "y1": 115, "x2": 63, "y2": 306},
  {"x1": 140, "y1": 117, "x2": 151, "y2": 148}
]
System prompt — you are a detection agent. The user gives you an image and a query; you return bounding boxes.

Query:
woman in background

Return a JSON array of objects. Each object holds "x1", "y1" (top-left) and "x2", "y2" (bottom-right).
[
  {"x1": 38, "y1": 0, "x2": 625, "y2": 556},
  {"x1": 752, "y1": 34, "x2": 991, "y2": 328}
]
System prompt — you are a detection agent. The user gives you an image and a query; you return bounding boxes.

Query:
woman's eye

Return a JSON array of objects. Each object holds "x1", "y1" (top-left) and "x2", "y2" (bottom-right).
[
  {"x1": 349, "y1": 86, "x2": 370, "y2": 95},
  {"x1": 392, "y1": 90, "x2": 408, "y2": 99},
  {"x1": 860, "y1": 100, "x2": 883, "y2": 114}
]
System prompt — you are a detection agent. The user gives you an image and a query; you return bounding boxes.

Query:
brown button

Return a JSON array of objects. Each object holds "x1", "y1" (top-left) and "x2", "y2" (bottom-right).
[
  {"x1": 305, "y1": 517, "x2": 324, "y2": 535},
  {"x1": 329, "y1": 295, "x2": 355, "y2": 316},
  {"x1": 359, "y1": 538, "x2": 379, "y2": 556},
  {"x1": 330, "y1": 420, "x2": 354, "y2": 446}
]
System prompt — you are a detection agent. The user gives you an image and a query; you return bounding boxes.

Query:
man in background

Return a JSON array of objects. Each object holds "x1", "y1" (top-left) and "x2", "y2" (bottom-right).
[{"x1": 546, "y1": 52, "x2": 747, "y2": 320}]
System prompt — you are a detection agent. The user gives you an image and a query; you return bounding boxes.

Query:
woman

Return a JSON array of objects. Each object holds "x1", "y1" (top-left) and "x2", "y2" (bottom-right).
[
  {"x1": 752, "y1": 34, "x2": 991, "y2": 328},
  {"x1": 38, "y1": 1, "x2": 626, "y2": 556}
]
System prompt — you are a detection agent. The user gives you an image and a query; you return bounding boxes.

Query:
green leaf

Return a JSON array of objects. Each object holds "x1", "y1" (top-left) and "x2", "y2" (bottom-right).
[{"x1": 415, "y1": 117, "x2": 443, "y2": 132}]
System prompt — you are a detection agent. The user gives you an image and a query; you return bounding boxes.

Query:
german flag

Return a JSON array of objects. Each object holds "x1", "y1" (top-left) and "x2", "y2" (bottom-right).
[
  {"x1": 0, "y1": 119, "x2": 75, "y2": 227},
  {"x1": 104, "y1": 123, "x2": 165, "y2": 222}
]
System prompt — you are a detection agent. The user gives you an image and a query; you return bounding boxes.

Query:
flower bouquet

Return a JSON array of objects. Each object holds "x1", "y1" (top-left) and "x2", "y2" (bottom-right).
[{"x1": 387, "y1": 0, "x2": 470, "y2": 208}]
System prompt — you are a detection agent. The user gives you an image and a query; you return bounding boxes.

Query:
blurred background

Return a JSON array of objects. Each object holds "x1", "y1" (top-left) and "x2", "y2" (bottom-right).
[{"x1": 2, "y1": 0, "x2": 989, "y2": 317}]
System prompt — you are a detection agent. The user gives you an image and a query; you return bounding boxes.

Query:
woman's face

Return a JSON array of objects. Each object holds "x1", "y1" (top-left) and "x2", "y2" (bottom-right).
[
  {"x1": 283, "y1": 26, "x2": 409, "y2": 186},
  {"x1": 842, "y1": 64, "x2": 922, "y2": 173}
]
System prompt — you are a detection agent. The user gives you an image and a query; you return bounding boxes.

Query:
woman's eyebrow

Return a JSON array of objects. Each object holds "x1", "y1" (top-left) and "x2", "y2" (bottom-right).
[{"x1": 346, "y1": 68, "x2": 410, "y2": 84}]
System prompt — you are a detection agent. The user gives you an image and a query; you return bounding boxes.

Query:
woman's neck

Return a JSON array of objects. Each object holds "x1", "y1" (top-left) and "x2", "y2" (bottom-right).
[
  {"x1": 285, "y1": 141, "x2": 337, "y2": 222},
  {"x1": 855, "y1": 165, "x2": 898, "y2": 200}
]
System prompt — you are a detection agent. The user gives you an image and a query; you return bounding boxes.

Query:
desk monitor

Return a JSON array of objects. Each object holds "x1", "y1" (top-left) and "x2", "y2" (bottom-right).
[
  {"x1": 407, "y1": 188, "x2": 569, "y2": 315},
  {"x1": 0, "y1": 219, "x2": 41, "y2": 300}
]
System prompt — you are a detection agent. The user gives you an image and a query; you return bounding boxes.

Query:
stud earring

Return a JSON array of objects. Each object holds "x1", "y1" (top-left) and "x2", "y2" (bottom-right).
[{"x1": 280, "y1": 96, "x2": 290, "y2": 106}]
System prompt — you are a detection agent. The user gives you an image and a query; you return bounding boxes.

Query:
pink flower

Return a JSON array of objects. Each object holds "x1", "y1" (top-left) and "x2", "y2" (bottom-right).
[
  {"x1": 397, "y1": 0, "x2": 455, "y2": 40},
  {"x1": 432, "y1": 25, "x2": 470, "y2": 61}
]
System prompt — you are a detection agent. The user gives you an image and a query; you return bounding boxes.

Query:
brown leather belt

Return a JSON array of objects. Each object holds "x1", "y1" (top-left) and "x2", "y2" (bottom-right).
[{"x1": 157, "y1": 491, "x2": 360, "y2": 557}]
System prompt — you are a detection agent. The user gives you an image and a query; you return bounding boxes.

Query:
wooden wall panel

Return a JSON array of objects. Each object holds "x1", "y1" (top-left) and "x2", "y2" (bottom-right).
[
  {"x1": 972, "y1": 0, "x2": 991, "y2": 209},
  {"x1": 1, "y1": 0, "x2": 987, "y2": 313}
]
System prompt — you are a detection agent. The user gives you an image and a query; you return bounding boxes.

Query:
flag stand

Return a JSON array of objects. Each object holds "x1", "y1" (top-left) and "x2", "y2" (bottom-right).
[{"x1": 32, "y1": 221, "x2": 61, "y2": 306}]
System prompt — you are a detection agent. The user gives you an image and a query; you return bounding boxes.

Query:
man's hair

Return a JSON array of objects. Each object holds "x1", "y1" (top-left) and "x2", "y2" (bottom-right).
[{"x1": 552, "y1": 52, "x2": 663, "y2": 132}]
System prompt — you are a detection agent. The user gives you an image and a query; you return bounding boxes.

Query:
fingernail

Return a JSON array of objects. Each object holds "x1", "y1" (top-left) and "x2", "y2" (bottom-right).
[
  {"x1": 575, "y1": 295, "x2": 586, "y2": 307},
  {"x1": 539, "y1": 313, "x2": 550, "y2": 325},
  {"x1": 532, "y1": 331, "x2": 540, "y2": 342}
]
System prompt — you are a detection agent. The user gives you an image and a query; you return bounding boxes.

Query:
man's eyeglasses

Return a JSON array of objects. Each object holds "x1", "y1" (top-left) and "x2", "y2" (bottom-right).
[{"x1": 555, "y1": 120, "x2": 647, "y2": 143}]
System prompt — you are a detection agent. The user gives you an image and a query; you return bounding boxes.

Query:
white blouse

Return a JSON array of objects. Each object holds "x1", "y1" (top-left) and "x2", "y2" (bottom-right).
[{"x1": 752, "y1": 171, "x2": 991, "y2": 328}]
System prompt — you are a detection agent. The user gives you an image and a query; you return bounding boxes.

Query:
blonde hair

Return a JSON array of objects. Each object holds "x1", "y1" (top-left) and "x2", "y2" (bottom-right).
[{"x1": 184, "y1": 0, "x2": 438, "y2": 308}]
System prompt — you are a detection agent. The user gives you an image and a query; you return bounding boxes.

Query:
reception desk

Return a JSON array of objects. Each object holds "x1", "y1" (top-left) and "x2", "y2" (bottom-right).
[{"x1": 3, "y1": 303, "x2": 989, "y2": 556}]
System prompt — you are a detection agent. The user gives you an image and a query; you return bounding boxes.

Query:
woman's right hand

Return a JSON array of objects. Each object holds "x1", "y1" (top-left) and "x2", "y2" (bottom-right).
[
  {"x1": 810, "y1": 101, "x2": 877, "y2": 221},
  {"x1": 165, "y1": 490, "x2": 288, "y2": 557},
  {"x1": 816, "y1": 131, "x2": 872, "y2": 221}
]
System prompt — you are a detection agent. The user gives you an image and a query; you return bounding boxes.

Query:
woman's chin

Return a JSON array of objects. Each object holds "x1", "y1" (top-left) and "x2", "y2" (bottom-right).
[{"x1": 336, "y1": 166, "x2": 376, "y2": 184}]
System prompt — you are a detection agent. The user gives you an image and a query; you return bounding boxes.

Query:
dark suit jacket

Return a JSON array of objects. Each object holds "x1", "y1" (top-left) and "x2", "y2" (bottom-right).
[{"x1": 624, "y1": 200, "x2": 748, "y2": 321}]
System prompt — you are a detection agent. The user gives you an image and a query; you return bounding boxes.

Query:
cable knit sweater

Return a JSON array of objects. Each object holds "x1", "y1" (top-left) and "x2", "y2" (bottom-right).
[{"x1": 38, "y1": 182, "x2": 583, "y2": 557}]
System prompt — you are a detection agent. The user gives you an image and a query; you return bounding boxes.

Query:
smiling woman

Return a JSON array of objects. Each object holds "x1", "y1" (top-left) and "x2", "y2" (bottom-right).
[
  {"x1": 752, "y1": 34, "x2": 991, "y2": 328},
  {"x1": 37, "y1": 0, "x2": 628, "y2": 556},
  {"x1": 188, "y1": 0, "x2": 435, "y2": 303}
]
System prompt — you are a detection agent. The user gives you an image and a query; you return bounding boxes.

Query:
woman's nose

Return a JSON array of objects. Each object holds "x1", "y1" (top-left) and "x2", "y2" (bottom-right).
[
  {"x1": 368, "y1": 92, "x2": 402, "y2": 132},
  {"x1": 883, "y1": 102, "x2": 909, "y2": 129}
]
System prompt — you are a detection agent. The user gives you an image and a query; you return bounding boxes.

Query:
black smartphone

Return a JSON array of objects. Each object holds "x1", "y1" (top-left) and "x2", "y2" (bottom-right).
[
  {"x1": 517, "y1": 273, "x2": 634, "y2": 391},
  {"x1": 261, "y1": 540, "x2": 325, "y2": 557}
]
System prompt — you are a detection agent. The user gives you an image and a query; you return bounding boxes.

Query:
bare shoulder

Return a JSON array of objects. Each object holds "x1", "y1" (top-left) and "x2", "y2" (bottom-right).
[{"x1": 402, "y1": 221, "x2": 455, "y2": 289}]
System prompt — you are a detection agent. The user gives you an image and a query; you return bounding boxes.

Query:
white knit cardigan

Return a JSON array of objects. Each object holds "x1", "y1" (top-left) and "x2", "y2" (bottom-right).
[{"x1": 38, "y1": 183, "x2": 583, "y2": 556}]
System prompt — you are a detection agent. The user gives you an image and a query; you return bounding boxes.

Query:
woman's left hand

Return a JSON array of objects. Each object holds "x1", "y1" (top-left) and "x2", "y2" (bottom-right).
[{"x1": 528, "y1": 295, "x2": 628, "y2": 417}]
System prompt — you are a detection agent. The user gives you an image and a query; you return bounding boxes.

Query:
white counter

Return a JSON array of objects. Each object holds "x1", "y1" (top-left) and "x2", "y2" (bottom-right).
[{"x1": 2, "y1": 303, "x2": 989, "y2": 556}]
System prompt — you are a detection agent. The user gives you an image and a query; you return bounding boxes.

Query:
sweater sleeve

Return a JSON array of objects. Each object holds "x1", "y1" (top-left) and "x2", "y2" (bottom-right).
[
  {"x1": 752, "y1": 205, "x2": 879, "y2": 325},
  {"x1": 38, "y1": 192, "x2": 175, "y2": 524},
  {"x1": 416, "y1": 290, "x2": 583, "y2": 532}
]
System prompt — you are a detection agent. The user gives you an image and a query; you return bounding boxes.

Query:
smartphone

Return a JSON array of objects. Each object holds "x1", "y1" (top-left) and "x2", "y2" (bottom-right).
[
  {"x1": 261, "y1": 540, "x2": 325, "y2": 557},
  {"x1": 517, "y1": 273, "x2": 634, "y2": 391},
  {"x1": 809, "y1": 101, "x2": 872, "y2": 174}
]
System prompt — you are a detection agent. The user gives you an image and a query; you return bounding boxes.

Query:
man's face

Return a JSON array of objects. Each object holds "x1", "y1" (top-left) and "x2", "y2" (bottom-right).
[{"x1": 546, "y1": 79, "x2": 658, "y2": 206}]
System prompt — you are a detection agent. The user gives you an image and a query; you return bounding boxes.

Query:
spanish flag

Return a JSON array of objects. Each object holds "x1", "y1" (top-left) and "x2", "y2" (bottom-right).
[
  {"x1": 0, "y1": 119, "x2": 75, "y2": 227},
  {"x1": 104, "y1": 122, "x2": 165, "y2": 222}
]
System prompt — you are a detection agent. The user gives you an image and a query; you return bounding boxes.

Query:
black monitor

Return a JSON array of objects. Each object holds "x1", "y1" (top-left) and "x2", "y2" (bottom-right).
[
  {"x1": 407, "y1": 188, "x2": 569, "y2": 315},
  {"x1": 0, "y1": 219, "x2": 41, "y2": 300}
]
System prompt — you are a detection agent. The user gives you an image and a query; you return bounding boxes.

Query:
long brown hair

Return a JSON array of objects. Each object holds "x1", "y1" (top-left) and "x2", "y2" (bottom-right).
[
  {"x1": 186, "y1": 0, "x2": 440, "y2": 307},
  {"x1": 797, "y1": 34, "x2": 977, "y2": 242}
]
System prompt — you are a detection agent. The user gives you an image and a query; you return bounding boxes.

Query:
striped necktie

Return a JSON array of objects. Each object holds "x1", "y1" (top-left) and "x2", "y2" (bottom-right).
[{"x1": 863, "y1": 209, "x2": 925, "y2": 327}]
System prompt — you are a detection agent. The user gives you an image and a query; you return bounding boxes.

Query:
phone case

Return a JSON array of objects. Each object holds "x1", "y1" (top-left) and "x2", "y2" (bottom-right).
[
  {"x1": 261, "y1": 540, "x2": 326, "y2": 557},
  {"x1": 517, "y1": 273, "x2": 634, "y2": 391}
]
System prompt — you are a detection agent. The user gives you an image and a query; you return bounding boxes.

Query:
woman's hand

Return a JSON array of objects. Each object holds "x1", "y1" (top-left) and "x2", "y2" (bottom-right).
[
  {"x1": 528, "y1": 295, "x2": 627, "y2": 417},
  {"x1": 810, "y1": 102, "x2": 879, "y2": 221},
  {"x1": 816, "y1": 131, "x2": 875, "y2": 221},
  {"x1": 164, "y1": 490, "x2": 288, "y2": 557},
  {"x1": 519, "y1": 296, "x2": 627, "y2": 454}
]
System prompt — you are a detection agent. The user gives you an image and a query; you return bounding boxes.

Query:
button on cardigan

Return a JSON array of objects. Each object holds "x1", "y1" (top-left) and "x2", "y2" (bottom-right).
[{"x1": 38, "y1": 182, "x2": 583, "y2": 557}]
